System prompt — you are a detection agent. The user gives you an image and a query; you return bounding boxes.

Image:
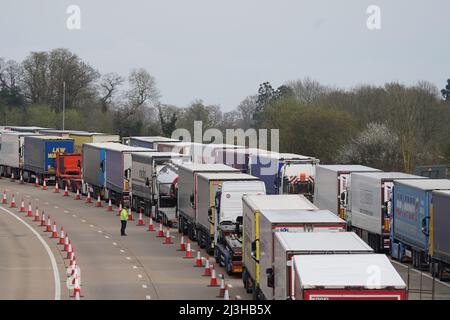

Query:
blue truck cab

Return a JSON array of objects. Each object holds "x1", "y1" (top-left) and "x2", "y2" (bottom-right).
[{"x1": 391, "y1": 179, "x2": 450, "y2": 270}]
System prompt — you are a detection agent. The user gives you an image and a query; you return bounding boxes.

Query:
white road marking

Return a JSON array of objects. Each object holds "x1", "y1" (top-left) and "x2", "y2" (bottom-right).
[
  {"x1": 25, "y1": 195, "x2": 30, "y2": 198},
  {"x1": 126, "y1": 257, "x2": 131, "y2": 260},
  {"x1": 113, "y1": 242, "x2": 117, "y2": 246},
  {"x1": 146, "y1": 295, "x2": 151, "y2": 300},
  {"x1": 142, "y1": 285, "x2": 147, "y2": 289},
  {"x1": 35, "y1": 198, "x2": 39, "y2": 201},
  {"x1": 0, "y1": 207, "x2": 61, "y2": 300},
  {"x1": 89, "y1": 224, "x2": 94, "y2": 228},
  {"x1": 133, "y1": 266, "x2": 138, "y2": 269},
  {"x1": 137, "y1": 274, "x2": 142, "y2": 279},
  {"x1": 81, "y1": 219, "x2": 86, "y2": 223},
  {"x1": 64, "y1": 210, "x2": 69, "y2": 214},
  {"x1": 120, "y1": 249, "x2": 124, "y2": 253},
  {"x1": 44, "y1": 202, "x2": 49, "y2": 205},
  {"x1": 98, "y1": 230, "x2": 102, "y2": 233},
  {"x1": 104, "y1": 235, "x2": 109, "y2": 239},
  {"x1": 390, "y1": 259, "x2": 450, "y2": 288},
  {"x1": 54, "y1": 206, "x2": 58, "y2": 209},
  {"x1": 72, "y1": 214, "x2": 77, "y2": 218}
]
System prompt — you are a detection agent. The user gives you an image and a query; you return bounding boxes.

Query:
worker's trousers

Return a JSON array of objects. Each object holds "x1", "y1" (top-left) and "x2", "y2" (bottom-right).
[{"x1": 121, "y1": 220, "x2": 127, "y2": 235}]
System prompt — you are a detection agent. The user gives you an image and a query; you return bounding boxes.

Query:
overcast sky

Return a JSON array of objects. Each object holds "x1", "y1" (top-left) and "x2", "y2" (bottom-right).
[{"x1": 1, "y1": 0, "x2": 449, "y2": 110}]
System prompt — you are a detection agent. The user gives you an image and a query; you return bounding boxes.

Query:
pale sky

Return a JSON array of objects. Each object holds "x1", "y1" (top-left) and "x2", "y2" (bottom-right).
[{"x1": 1, "y1": 0, "x2": 449, "y2": 110}]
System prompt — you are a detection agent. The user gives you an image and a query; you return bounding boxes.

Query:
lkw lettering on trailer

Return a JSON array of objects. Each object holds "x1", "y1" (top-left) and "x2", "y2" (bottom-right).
[{"x1": 48, "y1": 148, "x2": 67, "y2": 158}]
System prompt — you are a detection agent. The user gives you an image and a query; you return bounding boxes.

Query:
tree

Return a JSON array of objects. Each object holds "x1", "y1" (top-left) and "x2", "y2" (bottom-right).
[
  {"x1": 158, "y1": 104, "x2": 179, "y2": 137},
  {"x1": 287, "y1": 77, "x2": 329, "y2": 104},
  {"x1": 441, "y1": 79, "x2": 450, "y2": 101},
  {"x1": 0, "y1": 58, "x2": 25, "y2": 106},
  {"x1": 237, "y1": 95, "x2": 257, "y2": 129},
  {"x1": 126, "y1": 68, "x2": 160, "y2": 110},
  {"x1": 98, "y1": 72, "x2": 124, "y2": 112}
]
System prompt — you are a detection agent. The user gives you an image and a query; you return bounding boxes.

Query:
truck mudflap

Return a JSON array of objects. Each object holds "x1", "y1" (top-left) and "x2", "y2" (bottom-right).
[{"x1": 303, "y1": 290, "x2": 407, "y2": 300}]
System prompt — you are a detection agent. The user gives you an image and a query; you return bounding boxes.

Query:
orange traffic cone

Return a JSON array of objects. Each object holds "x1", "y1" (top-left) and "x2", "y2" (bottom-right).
[
  {"x1": 59, "y1": 227, "x2": 65, "y2": 244},
  {"x1": 69, "y1": 250, "x2": 76, "y2": 265},
  {"x1": 202, "y1": 256, "x2": 212, "y2": 276},
  {"x1": 34, "y1": 207, "x2": 40, "y2": 221},
  {"x1": 127, "y1": 208, "x2": 133, "y2": 221},
  {"x1": 194, "y1": 248, "x2": 203, "y2": 267},
  {"x1": 19, "y1": 199, "x2": 25, "y2": 212},
  {"x1": 223, "y1": 284, "x2": 230, "y2": 300},
  {"x1": 27, "y1": 203, "x2": 33, "y2": 217},
  {"x1": 177, "y1": 235, "x2": 186, "y2": 251},
  {"x1": 63, "y1": 235, "x2": 69, "y2": 251},
  {"x1": 107, "y1": 199, "x2": 112, "y2": 211},
  {"x1": 34, "y1": 176, "x2": 39, "y2": 187},
  {"x1": 45, "y1": 216, "x2": 52, "y2": 232},
  {"x1": 73, "y1": 275, "x2": 81, "y2": 300},
  {"x1": 147, "y1": 216, "x2": 155, "y2": 231},
  {"x1": 19, "y1": 173, "x2": 24, "y2": 184},
  {"x1": 10, "y1": 172, "x2": 15, "y2": 182},
  {"x1": 63, "y1": 185, "x2": 69, "y2": 196},
  {"x1": 85, "y1": 191, "x2": 92, "y2": 203},
  {"x1": 54, "y1": 182, "x2": 60, "y2": 193},
  {"x1": 51, "y1": 222, "x2": 58, "y2": 238},
  {"x1": 66, "y1": 241, "x2": 73, "y2": 259},
  {"x1": 208, "y1": 264, "x2": 219, "y2": 287},
  {"x1": 10, "y1": 194, "x2": 17, "y2": 208},
  {"x1": 163, "y1": 227, "x2": 173, "y2": 244},
  {"x1": 183, "y1": 239, "x2": 193, "y2": 259},
  {"x1": 2, "y1": 191, "x2": 7, "y2": 204},
  {"x1": 217, "y1": 275, "x2": 226, "y2": 298},
  {"x1": 96, "y1": 195, "x2": 102, "y2": 207},
  {"x1": 157, "y1": 223, "x2": 164, "y2": 237},
  {"x1": 74, "y1": 189, "x2": 81, "y2": 200},
  {"x1": 42, "y1": 179, "x2": 47, "y2": 190},
  {"x1": 137, "y1": 209, "x2": 144, "y2": 226},
  {"x1": 40, "y1": 211, "x2": 46, "y2": 226}
]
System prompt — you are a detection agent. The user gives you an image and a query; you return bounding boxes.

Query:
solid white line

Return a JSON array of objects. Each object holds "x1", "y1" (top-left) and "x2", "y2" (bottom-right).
[
  {"x1": 390, "y1": 259, "x2": 450, "y2": 288},
  {"x1": 0, "y1": 206, "x2": 61, "y2": 300}
]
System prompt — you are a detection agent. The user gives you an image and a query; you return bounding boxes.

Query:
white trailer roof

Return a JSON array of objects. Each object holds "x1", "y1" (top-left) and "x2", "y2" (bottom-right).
[
  {"x1": 352, "y1": 171, "x2": 424, "y2": 180},
  {"x1": 261, "y1": 209, "x2": 345, "y2": 223},
  {"x1": 433, "y1": 190, "x2": 450, "y2": 197},
  {"x1": 177, "y1": 163, "x2": 238, "y2": 172},
  {"x1": 275, "y1": 232, "x2": 373, "y2": 252},
  {"x1": 197, "y1": 172, "x2": 259, "y2": 181},
  {"x1": 0, "y1": 131, "x2": 40, "y2": 137},
  {"x1": 293, "y1": 254, "x2": 406, "y2": 289},
  {"x1": 132, "y1": 151, "x2": 183, "y2": 158},
  {"x1": 27, "y1": 135, "x2": 72, "y2": 141},
  {"x1": 243, "y1": 194, "x2": 318, "y2": 211},
  {"x1": 317, "y1": 165, "x2": 380, "y2": 172},
  {"x1": 278, "y1": 153, "x2": 317, "y2": 160},
  {"x1": 131, "y1": 136, "x2": 180, "y2": 143},
  {"x1": 395, "y1": 179, "x2": 450, "y2": 190}
]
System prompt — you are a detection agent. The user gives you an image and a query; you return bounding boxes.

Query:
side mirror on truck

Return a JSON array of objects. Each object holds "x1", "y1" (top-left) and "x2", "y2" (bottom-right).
[
  {"x1": 421, "y1": 217, "x2": 430, "y2": 236},
  {"x1": 266, "y1": 268, "x2": 274, "y2": 288},
  {"x1": 250, "y1": 240, "x2": 259, "y2": 262}
]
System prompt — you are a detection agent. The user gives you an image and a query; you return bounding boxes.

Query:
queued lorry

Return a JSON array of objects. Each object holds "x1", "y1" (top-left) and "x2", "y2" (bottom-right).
[
  {"x1": 0, "y1": 131, "x2": 40, "y2": 179},
  {"x1": 241, "y1": 194, "x2": 347, "y2": 300},
  {"x1": 216, "y1": 148, "x2": 264, "y2": 173},
  {"x1": 130, "y1": 152, "x2": 190, "y2": 223},
  {"x1": 313, "y1": 165, "x2": 381, "y2": 219},
  {"x1": 268, "y1": 232, "x2": 374, "y2": 300},
  {"x1": 177, "y1": 163, "x2": 239, "y2": 239},
  {"x1": 69, "y1": 132, "x2": 120, "y2": 153},
  {"x1": 6, "y1": 126, "x2": 50, "y2": 133},
  {"x1": 157, "y1": 141, "x2": 204, "y2": 163},
  {"x1": 82, "y1": 142, "x2": 151, "y2": 204},
  {"x1": 391, "y1": 179, "x2": 450, "y2": 271},
  {"x1": 154, "y1": 162, "x2": 182, "y2": 227},
  {"x1": 249, "y1": 152, "x2": 319, "y2": 200},
  {"x1": 430, "y1": 190, "x2": 450, "y2": 280},
  {"x1": 55, "y1": 152, "x2": 82, "y2": 191},
  {"x1": 23, "y1": 135, "x2": 74, "y2": 184},
  {"x1": 291, "y1": 254, "x2": 407, "y2": 300},
  {"x1": 349, "y1": 172, "x2": 425, "y2": 253},
  {"x1": 125, "y1": 136, "x2": 180, "y2": 149},
  {"x1": 194, "y1": 172, "x2": 266, "y2": 273}
]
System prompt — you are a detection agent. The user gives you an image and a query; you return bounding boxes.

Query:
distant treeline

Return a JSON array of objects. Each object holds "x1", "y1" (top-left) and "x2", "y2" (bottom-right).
[{"x1": 1, "y1": 48, "x2": 450, "y2": 172}]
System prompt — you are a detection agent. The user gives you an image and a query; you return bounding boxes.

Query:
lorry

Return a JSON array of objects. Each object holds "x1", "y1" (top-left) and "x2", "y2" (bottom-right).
[
  {"x1": 215, "y1": 148, "x2": 265, "y2": 173},
  {"x1": 23, "y1": 135, "x2": 74, "y2": 183},
  {"x1": 38, "y1": 129, "x2": 85, "y2": 137},
  {"x1": 157, "y1": 141, "x2": 203, "y2": 162},
  {"x1": 130, "y1": 152, "x2": 190, "y2": 222},
  {"x1": 6, "y1": 126, "x2": 51, "y2": 133},
  {"x1": 391, "y1": 179, "x2": 450, "y2": 270},
  {"x1": 155, "y1": 162, "x2": 182, "y2": 227},
  {"x1": 82, "y1": 142, "x2": 152, "y2": 200},
  {"x1": 68, "y1": 132, "x2": 120, "y2": 154},
  {"x1": 349, "y1": 172, "x2": 425, "y2": 253},
  {"x1": 195, "y1": 172, "x2": 266, "y2": 273},
  {"x1": 313, "y1": 165, "x2": 381, "y2": 219},
  {"x1": 0, "y1": 131, "x2": 40, "y2": 179},
  {"x1": 249, "y1": 152, "x2": 319, "y2": 200},
  {"x1": 291, "y1": 254, "x2": 407, "y2": 300},
  {"x1": 200, "y1": 144, "x2": 244, "y2": 164},
  {"x1": 125, "y1": 136, "x2": 180, "y2": 149},
  {"x1": 55, "y1": 153, "x2": 82, "y2": 191},
  {"x1": 241, "y1": 194, "x2": 347, "y2": 299},
  {"x1": 430, "y1": 190, "x2": 450, "y2": 280},
  {"x1": 177, "y1": 163, "x2": 239, "y2": 239},
  {"x1": 267, "y1": 232, "x2": 373, "y2": 300}
]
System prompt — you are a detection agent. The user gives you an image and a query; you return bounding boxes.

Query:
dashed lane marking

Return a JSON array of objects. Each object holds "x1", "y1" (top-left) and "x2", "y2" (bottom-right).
[
  {"x1": 104, "y1": 235, "x2": 109, "y2": 239},
  {"x1": 89, "y1": 225, "x2": 94, "y2": 228},
  {"x1": 120, "y1": 249, "x2": 125, "y2": 253},
  {"x1": 138, "y1": 274, "x2": 142, "y2": 279},
  {"x1": 44, "y1": 202, "x2": 49, "y2": 205},
  {"x1": 54, "y1": 206, "x2": 59, "y2": 209},
  {"x1": 81, "y1": 219, "x2": 86, "y2": 223},
  {"x1": 0, "y1": 207, "x2": 61, "y2": 300},
  {"x1": 64, "y1": 210, "x2": 69, "y2": 213},
  {"x1": 98, "y1": 230, "x2": 102, "y2": 233},
  {"x1": 146, "y1": 295, "x2": 151, "y2": 300},
  {"x1": 126, "y1": 257, "x2": 131, "y2": 260},
  {"x1": 113, "y1": 242, "x2": 117, "y2": 246},
  {"x1": 72, "y1": 214, "x2": 77, "y2": 218},
  {"x1": 133, "y1": 266, "x2": 138, "y2": 269},
  {"x1": 142, "y1": 285, "x2": 147, "y2": 289}
]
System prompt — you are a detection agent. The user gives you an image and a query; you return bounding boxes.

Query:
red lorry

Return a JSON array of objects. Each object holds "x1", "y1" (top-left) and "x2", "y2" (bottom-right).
[{"x1": 56, "y1": 153, "x2": 83, "y2": 191}]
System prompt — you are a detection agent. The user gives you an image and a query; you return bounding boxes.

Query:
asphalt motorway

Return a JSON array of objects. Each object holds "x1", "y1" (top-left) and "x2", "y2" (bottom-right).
[{"x1": 0, "y1": 178, "x2": 250, "y2": 300}]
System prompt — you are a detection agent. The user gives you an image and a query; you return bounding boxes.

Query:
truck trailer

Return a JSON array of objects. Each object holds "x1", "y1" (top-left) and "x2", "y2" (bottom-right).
[
  {"x1": 291, "y1": 254, "x2": 407, "y2": 300},
  {"x1": 430, "y1": 190, "x2": 450, "y2": 280},
  {"x1": 215, "y1": 148, "x2": 265, "y2": 173},
  {"x1": 313, "y1": 165, "x2": 381, "y2": 219},
  {"x1": 23, "y1": 135, "x2": 74, "y2": 183},
  {"x1": 130, "y1": 152, "x2": 190, "y2": 222},
  {"x1": 0, "y1": 131, "x2": 40, "y2": 179},
  {"x1": 249, "y1": 152, "x2": 319, "y2": 200},
  {"x1": 195, "y1": 172, "x2": 266, "y2": 272},
  {"x1": 56, "y1": 153, "x2": 82, "y2": 191},
  {"x1": 177, "y1": 163, "x2": 239, "y2": 239},
  {"x1": 241, "y1": 194, "x2": 346, "y2": 300},
  {"x1": 268, "y1": 232, "x2": 373, "y2": 300},
  {"x1": 68, "y1": 132, "x2": 120, "y2": 154},
  {"x1": 391, "y1": 179, "x2": 450, "y2": 270},
  {"x1": 127, "y1": 136, "x2": 180, "y2": 149},
  {"x1": 350, "y1": 172, "x2": 425, "y2": 253}
]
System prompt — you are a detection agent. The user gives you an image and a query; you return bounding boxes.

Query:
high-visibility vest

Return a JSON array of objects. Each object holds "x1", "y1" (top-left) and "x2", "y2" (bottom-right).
[{"x1": 120, "y1": 209, "x2": 129, "y2": 221}]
